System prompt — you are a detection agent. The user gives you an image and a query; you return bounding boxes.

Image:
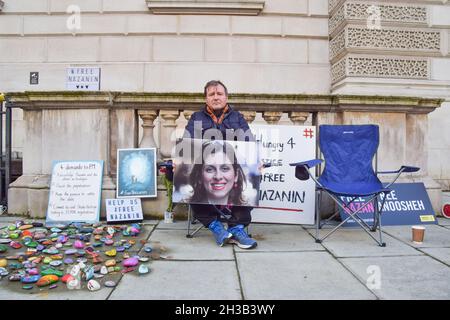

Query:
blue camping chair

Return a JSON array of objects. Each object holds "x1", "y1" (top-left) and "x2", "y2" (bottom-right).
[{"x1": 290, "y1": 125, "x2": 419, "y2": 247}]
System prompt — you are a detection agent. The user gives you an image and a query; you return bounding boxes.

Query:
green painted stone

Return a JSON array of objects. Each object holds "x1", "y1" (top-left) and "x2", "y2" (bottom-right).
[
  {"x1": 9, "y1": 233, "x2": 19, "y2": 239},
  {"x1": 40, "y1": 268, "x2": 64, "y2": 277},
  {"x1": 8, "y1": 225, "x2": 16, "y2": 231},
  {"x1": 25, "y1": 241, "x2": 38, "y2": 248},
  {"x1": 22, "y1": 285, "x2": 34, "y2": 290},
  {"x1": 114, "y1": 266, "x2": 121, "y2": 272},
  {"x1": 43, "y1": 257, "x2": 52, "y2": 264},
  {"x1": 0, "y1": 244, "x2": 7, "y2": 253}
]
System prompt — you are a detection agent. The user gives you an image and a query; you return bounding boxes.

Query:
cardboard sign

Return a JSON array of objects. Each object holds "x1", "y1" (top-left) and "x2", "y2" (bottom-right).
[
  {"x1": 117, "y1": 148, "x2": 157, "y2": 198},
  {"x1": 46, "y1": 160, "x2": 103, "y2": 225},
  {"x1": 105, "y1": 198, "x2": 143, "y2": 223},
  {"x1": 338, "y1": 183, "x2": 437, "y2": 227},
  {"x1": 250, "y1": 125, "x2": 316, "y2": 225}
]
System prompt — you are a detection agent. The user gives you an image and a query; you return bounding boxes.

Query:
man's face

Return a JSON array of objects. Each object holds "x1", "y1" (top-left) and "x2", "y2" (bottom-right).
[{"x1": 205, "y1": 84, "x2": 228, "y2": 111}]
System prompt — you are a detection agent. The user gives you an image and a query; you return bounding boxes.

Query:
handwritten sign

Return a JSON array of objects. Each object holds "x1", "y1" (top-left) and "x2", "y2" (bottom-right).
[
  {"x1": 46, "y1": 160, "x2": 104, "y2": 225},
  {"x1": 105, "y1": 198, "x2": 143, "y2": 223},
  {"x1": 250, "y1": 125, "x2": 316, "y2": 225}
]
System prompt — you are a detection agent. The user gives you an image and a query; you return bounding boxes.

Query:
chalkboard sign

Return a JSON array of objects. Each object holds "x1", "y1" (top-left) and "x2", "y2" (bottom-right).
[{"x1": 46, "y1": 160, "x2": 104, "y2": 225}]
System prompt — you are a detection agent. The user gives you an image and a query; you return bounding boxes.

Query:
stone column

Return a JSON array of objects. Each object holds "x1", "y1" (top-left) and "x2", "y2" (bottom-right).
[
  {"x1": 160, "y1": 110, "x2": 180, "y2": 160},
  {"x1": 183, "y1": 110, "x2": 195, "y2": 121},
  {"x1": 262, "y1": 111, "x2": 282, "y2": 124},
  {"x1": 138, "y1": 110, "x2": 158, "y2": 148},
  {"x1": 289, "y1": 112, "x2": 309, "y2": 125},
  {"x1": 241, "y1": 110, "x2": 256, "y2": 123}
]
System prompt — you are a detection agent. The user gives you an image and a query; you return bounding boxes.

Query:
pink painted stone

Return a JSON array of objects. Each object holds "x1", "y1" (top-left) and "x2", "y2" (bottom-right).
[
  {"x1": 122, "y1": 257, "x2": 139, "y2": 267},
  {"x1": 73, "y1": 240, "x2": 84, "y2": 249},
  {"x1": 28, "y1": 268, "x2": 39, "y2": 275}
]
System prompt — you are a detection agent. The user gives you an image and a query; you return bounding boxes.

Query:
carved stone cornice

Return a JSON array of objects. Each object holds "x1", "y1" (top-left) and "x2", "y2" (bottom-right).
[
  {"x1": 146, "y1": 0, "x2": 265, "y2": 15},
  {"x1": 6, "y1": 91, "x2": 442, "y2": 114}
]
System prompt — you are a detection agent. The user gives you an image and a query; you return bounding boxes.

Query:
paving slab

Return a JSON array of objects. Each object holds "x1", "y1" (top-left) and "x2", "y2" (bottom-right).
[
  {"x1": 305, "y1": 227, "x2": 422, "y2": 258},
  {"x1": 234, "y1": 224, "x2": 324, "y2": 252},
  {"x1": 236, "y1": 251, "x2": 376, "y2": 300},
  {"x1": 156, "y1": 220, "x2": 197, "y2": 231},
  {"x1": 109, "y1": 260, "x2": 241, "y2": 300},
  {"x1": 339, "y1": 255, "x2": 450, "y2": 300},
  {"x1": 437, "y1": 218, "x2": 450, "y2": 226},
  {"x1": 0, "y1": 277, "x2": 114, "y2": 300},
  {"x1": 383, "y1": 225, "x2": 450, "y2": 248},
  {"x1": 147, "y1": 229, "x2": 234, "y2": 260},
  {"x1": 419, "y1": 248, "x2": 450, "y2": 266}
]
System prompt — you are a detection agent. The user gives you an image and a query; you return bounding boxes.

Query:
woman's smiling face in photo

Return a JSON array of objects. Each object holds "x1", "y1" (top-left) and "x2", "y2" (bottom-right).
[{"x1": 202, "y1": 152, "x2": 237, "y2": 203}]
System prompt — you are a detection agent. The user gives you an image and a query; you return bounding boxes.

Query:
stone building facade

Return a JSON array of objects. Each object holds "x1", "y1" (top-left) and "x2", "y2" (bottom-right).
[{"x1": 0, "y1": 0, "x2": 449, "y2": 218}]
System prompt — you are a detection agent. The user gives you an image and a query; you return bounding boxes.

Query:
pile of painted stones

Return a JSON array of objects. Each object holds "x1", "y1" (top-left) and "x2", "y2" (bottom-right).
[{"x1": 0, "y1": 220, "x2": 155, "y2": 292}]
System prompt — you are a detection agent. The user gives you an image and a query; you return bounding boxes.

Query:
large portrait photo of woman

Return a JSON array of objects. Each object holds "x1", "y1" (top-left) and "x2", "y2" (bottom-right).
[{"x1": 173, "y1": 139, "x2": 260, "y2": 207}]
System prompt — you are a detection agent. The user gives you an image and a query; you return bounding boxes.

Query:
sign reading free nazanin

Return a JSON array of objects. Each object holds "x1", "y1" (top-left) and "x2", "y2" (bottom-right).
[{"x1": 250, "y1": 125, "x2": 316, "y2": 225}]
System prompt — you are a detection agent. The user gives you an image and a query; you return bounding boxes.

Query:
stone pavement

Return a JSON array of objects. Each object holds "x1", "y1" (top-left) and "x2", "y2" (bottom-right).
[{"x1": 0, "y1": 216, "x2": 449, "y2": 300}]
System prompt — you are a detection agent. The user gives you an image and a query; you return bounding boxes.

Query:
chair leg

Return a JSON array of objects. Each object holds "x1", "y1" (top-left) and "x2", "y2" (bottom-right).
[
  {"x1": 315, "y1": 190, "x2": 321, "y2": 243},
  {"x1": 186, "y1": 206, "x2": 204, "y2": 238}
]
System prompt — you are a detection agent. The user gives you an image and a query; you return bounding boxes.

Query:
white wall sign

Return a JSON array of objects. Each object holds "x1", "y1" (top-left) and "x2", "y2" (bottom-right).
[
  {"x1": 66, "y1": 67, "x2": 100, "y2": 91},
  {"x1": 105, "y1": 198, "x2": 143, "y2": 223},
  {"x1": 250, "y1": 125, "x2": 316, "y2": 225},
  {"x1": 46, "y1": 160, "x2": 104, "y2": 225}
]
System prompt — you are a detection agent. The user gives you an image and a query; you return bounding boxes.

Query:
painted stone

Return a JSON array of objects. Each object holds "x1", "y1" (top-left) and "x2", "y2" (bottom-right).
[
  {"x1": 100, "y1": 266, "x2": 108, "y2": 275},
  {"x1": 9, "y1": 241, "x2": 22, "y2": 249},
  {"x1": 87, "y1": 279, "x2": 101, "y2": 291},
  {"x1": 8, "y1": 225, "x2": 16, "y2": 231},
  {"x1": 0, "y1": 267, "x2": 9, "y2": 276},
  {"x1": 104, "y1": 281, "x2": 116, "y2": 288},
  {"x1": 41, "y1": 268, "x2": 64, "y2": 277},
  {"x1": 49, "y1": 284, "x2": 58, "y2": 289},
  {"x1": 21, "y1": 275, "x2": 41, "y2": 283},
  {"x1": 107, "y1": 267, "x2": 115, "y2": 273},
  {"x1": 9, "y1": 273, "x2": 22, "y2": 281},
  {"x1": 105, "y1": 259, "x2": 116, "y2": 267},
  {"x1": 123, "y1": 257, "x2": 139, "y2": 267},
  {"x1": 28, "y1": 268, "x2": 39, "y2": 275},
  {"x1": 138, "y1": 257, "x2": 149, "y2": 262},
  {"x1": 61, "y1": 274, "x2": 75, "y2": 284},
  {"x1": 25, "y1": 241, "x2": 38, "y2": 248},
  {"x1": 37, "y1": 275, "x2": 59, "y2": 287},
  {"x1": 22, "y1": 230, "x2": 33, "y2": 237},
  {"x1": 104, "y1": 239, "x2": 114, "y2": 246},
  {"x1": 0, "y1": 239, "x2": 11, "y2": 244},
  {"x1": 43, "y1": 257, "x2": 52, "y2": 264},
  {"x1": 116, "y1": 246, "x2": 125, "y2": 252},
  {"x1": 50, "y1": 260, "x2": 62, "y2": 267},
  {"x1": 19, "y1": 224, "x2": 33, "y2": 230},
  {"x1": 64, "y1": 258, "x2": 74, "y2": 265},
  {"x1": 73, "y1": 240, "x2": 84, "y2": 249},
  {"x1": 144, "y1": 247, "x2": 153, "y2": 253},
  {"x1": 138, "y1": 265, "x2": 149, "y2": 274},
  {"x1": 65, "y1": 249, "x2": 77, "y2": 255},
  {"x1": 0, "y1": 244, "x2": 7, "y2": 253},
  {"x1": 105, "y1": 249, "x2": 116, "y2": 257},
  {"x1": 50, "y1": 228, "x2": 62, "y2": 233},
  {"x1": 22, "y1": 285, "x2": 34, "y2": 290},
  {"x1": 0, "y1": 259, "x2": 7, "y2": 267}
]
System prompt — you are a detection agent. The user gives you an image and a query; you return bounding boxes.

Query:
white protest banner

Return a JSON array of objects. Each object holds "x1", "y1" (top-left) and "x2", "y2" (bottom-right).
[
  {"x1": 250, "y1": 125, "x2": 316, "y2": 224},
  {"x1": 105, "y1": 198, "x2": 143, "y2": 223},
  {"x1": 46, "y1": 160, "x2": 104, "y2": 225}
]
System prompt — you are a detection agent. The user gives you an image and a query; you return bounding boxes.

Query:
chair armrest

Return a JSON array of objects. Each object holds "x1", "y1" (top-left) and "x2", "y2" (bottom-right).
[
  {"x1": 289, "y1": 159, "x2": 323, "y2": 169},
  {"x1": 378, "y1": 165, "x2": 420, "y2": 188},
  {"x1": 289, "y1": 159, "x2": 323, "y2": 181},
  {"x1": 377, "y1": 165, "x2": 420, "y2": 174}
]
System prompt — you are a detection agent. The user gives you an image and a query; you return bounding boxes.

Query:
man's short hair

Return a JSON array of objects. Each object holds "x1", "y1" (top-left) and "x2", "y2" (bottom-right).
[{"x1": 204, "y1": 80, "x2": 228, "y2": 97}]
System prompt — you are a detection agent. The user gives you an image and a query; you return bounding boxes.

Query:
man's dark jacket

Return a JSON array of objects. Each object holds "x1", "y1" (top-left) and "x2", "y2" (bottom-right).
[{"x1": 184, "y1": 105, "x2": 253, "y2": 141}]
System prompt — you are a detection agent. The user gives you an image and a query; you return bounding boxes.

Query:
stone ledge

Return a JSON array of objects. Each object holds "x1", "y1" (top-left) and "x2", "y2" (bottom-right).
[
  {"x1": 146, "y1": 0, "x2": 264, "y2": 15},
  {"x1": 5, "y1": 91, "x2": 443, "y2": 114}
]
